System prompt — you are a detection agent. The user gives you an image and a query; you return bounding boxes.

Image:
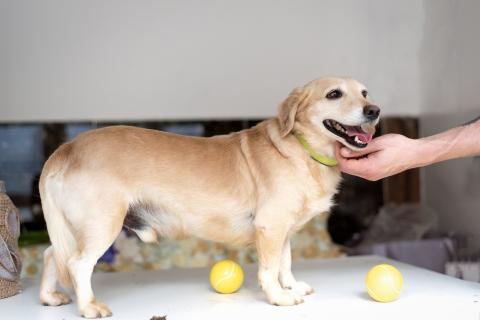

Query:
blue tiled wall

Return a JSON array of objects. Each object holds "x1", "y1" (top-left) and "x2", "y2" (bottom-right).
[{"x1": 0, "y1": 125, "x2": 43, "y2": 194}]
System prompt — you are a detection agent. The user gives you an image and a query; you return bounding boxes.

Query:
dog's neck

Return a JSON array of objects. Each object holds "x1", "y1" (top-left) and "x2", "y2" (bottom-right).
[
  {"x1": 264, "y1": 119, "x2": 338, "y2": 166},
  {"x1": 293, "y1": 131, "x2": 337, "y2": 167},
  {"x1": 293, "y1": 124, "x2": 337, "y2": 163}
]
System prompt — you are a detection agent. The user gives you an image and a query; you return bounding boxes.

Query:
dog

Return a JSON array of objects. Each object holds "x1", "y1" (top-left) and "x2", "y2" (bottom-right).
[{"x1": 39, "y1": 77, "x2": 380, "y2": 318}]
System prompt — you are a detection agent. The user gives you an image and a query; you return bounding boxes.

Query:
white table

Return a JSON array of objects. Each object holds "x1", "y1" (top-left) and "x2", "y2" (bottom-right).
[{"x1": 1, "y1": 255, "x2": 479, "y2": 319}]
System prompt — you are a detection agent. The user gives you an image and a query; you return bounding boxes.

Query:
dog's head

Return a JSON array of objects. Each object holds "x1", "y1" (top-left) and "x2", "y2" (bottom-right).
[{"x1": 278, "y1": 77, "x2": 380, "y2": 150}]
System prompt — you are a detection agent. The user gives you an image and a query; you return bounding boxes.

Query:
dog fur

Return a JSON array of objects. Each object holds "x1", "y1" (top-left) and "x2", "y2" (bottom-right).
[{"x1": 39, "y1": 77, "x2": 379, "y2": 318}]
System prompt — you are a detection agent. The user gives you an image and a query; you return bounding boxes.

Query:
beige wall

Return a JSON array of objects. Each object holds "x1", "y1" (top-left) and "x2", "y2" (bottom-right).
[{"x1": 0, "y1": 0, "x2": 424, "y2": 122}]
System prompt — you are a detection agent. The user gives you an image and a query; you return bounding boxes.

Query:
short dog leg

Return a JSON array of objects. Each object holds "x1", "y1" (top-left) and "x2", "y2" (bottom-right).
[
  {"x1": 69, "y1": 252, "x2": 112, "y2": 318},
  {"x1": 255, "y1": 225, "x2": 303, "y2": 306},
  {"x1": 68, "y1": 218, "x2": 122, "y2": 318},
  {"x1": 278, "y1": 239, "x2": 314, "y2": 296},
  {"x1": 40, "y1": 245, "x2": 72, "y2": 306}
]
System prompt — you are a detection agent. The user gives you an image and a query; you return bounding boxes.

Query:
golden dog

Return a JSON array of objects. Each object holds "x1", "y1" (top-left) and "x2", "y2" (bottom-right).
[{"x1": 39, "y1": 77, "x2": 380, "y2": 318}]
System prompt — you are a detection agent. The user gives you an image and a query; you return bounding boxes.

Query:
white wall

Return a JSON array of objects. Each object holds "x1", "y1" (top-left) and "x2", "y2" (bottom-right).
[
  {"x1": 0, "y1": 0, "x2": 424, "y2": 122},
  {"x1": 419, "y1": 0, "x2": 480, "y2": 250}
]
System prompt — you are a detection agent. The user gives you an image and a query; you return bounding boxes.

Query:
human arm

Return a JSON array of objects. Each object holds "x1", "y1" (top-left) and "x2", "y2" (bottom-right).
[{"x1": 335, "y1": 118, "x2": 480, "y2": 181}]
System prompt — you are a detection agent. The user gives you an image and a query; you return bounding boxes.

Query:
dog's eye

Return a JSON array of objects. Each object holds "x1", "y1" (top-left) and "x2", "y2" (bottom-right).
[
  {"x1": 361, "y1": 90, "x2": 368, "y2": 98},
  {"x1": 326, "y1": 89, "x2": 343, "y2": 100}
]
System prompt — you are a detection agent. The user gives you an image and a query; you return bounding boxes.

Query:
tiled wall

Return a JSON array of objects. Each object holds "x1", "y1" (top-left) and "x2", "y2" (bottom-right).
[{"x1": 20, "y1": 213, "x2": 343, "y2": 278}]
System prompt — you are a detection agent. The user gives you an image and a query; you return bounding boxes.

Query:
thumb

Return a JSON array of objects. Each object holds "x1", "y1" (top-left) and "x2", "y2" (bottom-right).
[{"x1": 339, "y1": 138, "x2": 382, "y2": 158}]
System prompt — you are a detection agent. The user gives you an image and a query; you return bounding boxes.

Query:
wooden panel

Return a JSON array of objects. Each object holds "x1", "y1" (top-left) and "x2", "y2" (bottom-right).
[{"x1": 381, "y1": 117, "x2": 420, "y2": 204}]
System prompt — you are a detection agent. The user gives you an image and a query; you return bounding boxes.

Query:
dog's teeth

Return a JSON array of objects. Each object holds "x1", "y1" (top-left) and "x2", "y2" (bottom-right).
[
  {"x1": 335, "y1": 123, "x2": 345, "y2": 133},
  {"x1": 354, "y1": 136, "x2": 365, "y2": 144}
]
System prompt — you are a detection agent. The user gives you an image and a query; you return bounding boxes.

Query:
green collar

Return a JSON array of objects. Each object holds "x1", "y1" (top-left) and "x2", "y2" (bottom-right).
[{"x1": 293, "y1": 131, "x2": 338, "y2": 167}]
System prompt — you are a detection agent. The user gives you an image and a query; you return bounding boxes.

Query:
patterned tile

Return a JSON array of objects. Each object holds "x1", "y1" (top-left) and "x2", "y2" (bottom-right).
[{"x1": 20, "y1": 214, "x2": 343, "y2": 278}]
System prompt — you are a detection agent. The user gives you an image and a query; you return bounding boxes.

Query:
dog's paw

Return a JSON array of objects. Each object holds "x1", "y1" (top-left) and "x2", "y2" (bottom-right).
[
  {"x1": 268, "y1": 289, "x2": 304, "y2": 306},
  {"x1": 40, "y1": 291, "x2": 71, "y2": 306},
  {"x1": 80, "y1": 301, "x2": 112, "y2": 318},
  {"x1": 288, "y1": 281, "x2": 314, "y2": 296}
]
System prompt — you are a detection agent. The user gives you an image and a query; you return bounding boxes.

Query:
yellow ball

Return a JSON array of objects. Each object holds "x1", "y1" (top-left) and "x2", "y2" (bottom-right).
[
  {"x1": 365, "y1": 264, "x2": 403, "y2": 302},
  {"x1": 210, "y1": 260, "x2": 244, "y2": 294}
]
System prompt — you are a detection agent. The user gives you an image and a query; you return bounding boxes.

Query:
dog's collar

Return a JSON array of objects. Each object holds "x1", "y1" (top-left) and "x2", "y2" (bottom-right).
[{"x1": 293, "y1": 131, "x2": 338, "y2": 167}]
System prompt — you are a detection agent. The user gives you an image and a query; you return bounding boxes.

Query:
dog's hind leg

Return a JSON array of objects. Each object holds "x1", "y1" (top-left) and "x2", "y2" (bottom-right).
[
  {"x1": 67, "y1": 204, "x2": 125, "y2": 319},
  {"x1": 40, "y1": 245, "x2": 72, "y2": 306}
]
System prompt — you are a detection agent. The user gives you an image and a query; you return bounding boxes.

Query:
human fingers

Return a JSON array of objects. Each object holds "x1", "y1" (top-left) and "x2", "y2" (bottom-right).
[
  {"x1": 336, "y1": 151, "x2": 373, "y2": 177},
  {"x1": 339, "y1": 138, "x2": 382, "y2": 158}
]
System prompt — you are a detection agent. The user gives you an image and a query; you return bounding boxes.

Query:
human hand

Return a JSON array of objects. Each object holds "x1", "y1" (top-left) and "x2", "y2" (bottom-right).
[{"x1": 334, "y1": 134, "x2": 421, "y2": 181}]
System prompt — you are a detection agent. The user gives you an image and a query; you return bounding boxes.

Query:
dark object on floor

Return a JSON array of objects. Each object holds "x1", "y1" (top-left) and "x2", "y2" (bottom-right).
[
  {"x1": 150, "y1": 316, "x2": 167, "y2": 320},
  {"x1": 327, "y1": 173, "x2": 383, "y2": 246},
  {"x1": 357, "y1": 203, "x2": 437, "y2": 246},
  {"x1": 351, "y1": 237, "x2": 454, "y2": 273},
  {"x1": 349, "y1": 203, "x2": 447, "y2": 273},
  {"x1": 0, "y1": 181, "x2": 22, "y2": 299}
]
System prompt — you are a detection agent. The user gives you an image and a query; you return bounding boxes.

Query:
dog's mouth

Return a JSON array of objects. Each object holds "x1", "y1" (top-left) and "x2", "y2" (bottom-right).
[{"x1": 323, "y1": 119, "x2": 375, "y2": 148}]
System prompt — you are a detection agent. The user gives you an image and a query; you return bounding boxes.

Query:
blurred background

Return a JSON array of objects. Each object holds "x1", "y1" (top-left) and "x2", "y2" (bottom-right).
[{"x1": 0, "y1": 0, "x2": 479, "y2": 281}]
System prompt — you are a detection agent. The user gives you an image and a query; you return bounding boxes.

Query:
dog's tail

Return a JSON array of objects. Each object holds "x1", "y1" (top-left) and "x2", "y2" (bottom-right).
[{"x1": 39, "y1": 143, "x2": 76, "y2": 289}]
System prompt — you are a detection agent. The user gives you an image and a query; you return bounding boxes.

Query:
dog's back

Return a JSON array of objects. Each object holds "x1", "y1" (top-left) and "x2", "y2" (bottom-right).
[{"x1": 39, "y1": 125, "x2": 261, "y2": 300}]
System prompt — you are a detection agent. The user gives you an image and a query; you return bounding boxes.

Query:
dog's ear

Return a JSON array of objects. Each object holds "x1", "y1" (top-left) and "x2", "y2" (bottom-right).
[{"x1": 278, "y1": 87, "x2": 312, "y2": 137}]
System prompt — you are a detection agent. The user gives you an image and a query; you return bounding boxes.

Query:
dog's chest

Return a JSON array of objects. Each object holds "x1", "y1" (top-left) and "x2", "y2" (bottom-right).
[{"x1": 293, "y1": 163, "x2": 341, "y2": 230}]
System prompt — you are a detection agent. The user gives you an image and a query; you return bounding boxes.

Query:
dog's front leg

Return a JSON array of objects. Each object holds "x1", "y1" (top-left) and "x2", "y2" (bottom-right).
[
  {"x1": 255, "y1": 223, "x2": 304, "y2": 306},
  {"x1": 279, "y1": 238, "x2": 314, "y2": 296}
]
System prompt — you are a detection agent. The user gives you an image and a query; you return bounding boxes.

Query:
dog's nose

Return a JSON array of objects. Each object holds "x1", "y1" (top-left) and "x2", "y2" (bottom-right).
[{"x1": 363, "y1": 105, "x2": 380, "y2": 120}]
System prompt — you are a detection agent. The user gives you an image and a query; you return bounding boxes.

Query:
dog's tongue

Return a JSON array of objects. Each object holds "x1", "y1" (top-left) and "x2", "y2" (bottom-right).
[{"x1": 346, "y1": 125, "x2": 373, "y2": 143}]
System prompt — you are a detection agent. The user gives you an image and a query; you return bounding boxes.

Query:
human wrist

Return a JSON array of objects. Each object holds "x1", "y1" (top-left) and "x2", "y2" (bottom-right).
[
  {"x1": 414, "y1": 136, "x2": 445, "y2": 168},
  {"x1": 404, "y1": 138, "x2": 432, "y2": 169}
]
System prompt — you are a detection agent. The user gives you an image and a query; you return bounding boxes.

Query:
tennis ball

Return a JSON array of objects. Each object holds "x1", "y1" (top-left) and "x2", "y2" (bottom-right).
[
  {"x1": 210, "y1": 260, "x2": 244, "y2": 294},
  {"x1": 365, "y1": 264, "x2": 403, "y2": 302}
]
